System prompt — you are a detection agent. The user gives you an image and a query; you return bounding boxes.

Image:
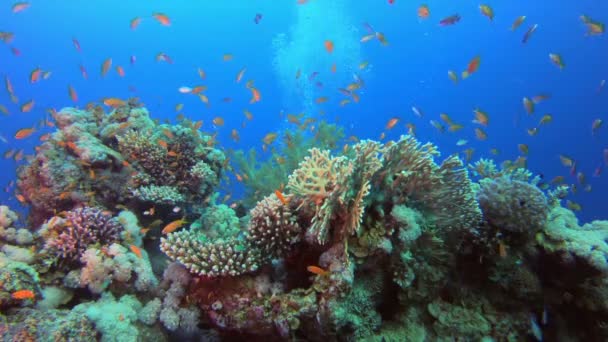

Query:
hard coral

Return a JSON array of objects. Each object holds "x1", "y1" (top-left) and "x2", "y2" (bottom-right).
[
  {"x1": 287, "y1": 140, "x2": 382, "y2": 244},
  {"x1": 477, "y1": 175, "x2": 548, "y2": 233},
  {"x1": 44, "y1": 207, "x2": 123, "y2": 263},
  {"x1": 17, "y1": 105, "x2": 224, "y2": 226},
  {"x1": 378, "y1": 135, "x2": 481, "y2": 233},
  {"x1": 538, "y1": 206, "x2": 608, "y2": 273},
  {"x1": 247, "y1": 193, "x2": 302, "y2": 259},
  {"x1": 161, "y1": 230, "x2": 260, "y2": 277}
]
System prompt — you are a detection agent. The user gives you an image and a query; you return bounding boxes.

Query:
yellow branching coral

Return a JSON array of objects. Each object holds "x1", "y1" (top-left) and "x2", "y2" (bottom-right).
[
  {"x1": 288, "y1": 141, "x2": 382, "y2": 244},
  {"x1": 287, "y1": 148, "x2": 351, "y2": 205}
]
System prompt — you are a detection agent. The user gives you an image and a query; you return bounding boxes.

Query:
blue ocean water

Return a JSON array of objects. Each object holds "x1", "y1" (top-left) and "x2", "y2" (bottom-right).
[{"x1": 0, "y1": 0, "x2": 606, "y2": 222}]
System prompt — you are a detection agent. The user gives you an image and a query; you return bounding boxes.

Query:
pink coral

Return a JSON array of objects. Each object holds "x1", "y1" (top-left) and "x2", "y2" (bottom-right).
[{"x1": 45, "y1": 207, "x2": 123, "y2": 263}]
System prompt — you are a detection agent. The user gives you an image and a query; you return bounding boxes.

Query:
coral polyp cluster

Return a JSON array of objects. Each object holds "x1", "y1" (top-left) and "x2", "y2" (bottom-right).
[
  {"x1": 2, "y1": 104, "x2": 608, "y2": 341},
  {"x1": 43, "y1": 207, "x2": 123, "y2": 263}
]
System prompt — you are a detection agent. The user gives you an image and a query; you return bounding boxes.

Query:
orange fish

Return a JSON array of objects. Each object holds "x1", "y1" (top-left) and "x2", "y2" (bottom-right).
[
  {"x1": 116, "y1": 66, "x2": 125, "y2": 77},
  {"x1": 472, "y1": 108, "x2": 489, "y2": 126},
  {"x1": 11, "y1": 289, "x2": 35, "y2": 300},
  {"x1": 324, "y1": 40, "x2": 334, "y2": 53},
  {"x1": 30, "y1": 68, "x2": 41, "y2": 83},
  {"x1": 417, "y1": 4, "x2": 430, "y2": 19},
  {"x1": 130, "y1": 17, "x2": 141, "y2": 30},
  {"x1": 157, "y1": 139, "x2": 168, "y2": 149},
  {"x1": 68, "y1": 85, "x2": 78, "y2": 102},
  {"x1": 467, "y1": 56, "x2": 481, "y2": 74},
  {"x1": 315, "y1": 96, "x2": 329, "y2": 104},
  {"x1": 386, "y1": 117, "x2": 399, "y2": 130},
  {"x1": 101, "y1": 58, "x2": 112, "y2": 77},
  {"x1": 20, "y1": 100, "x2": 35, "y2": 113},
  {"x1": 307, "y1": 265, "x2": 329, "y2": 276},
  {"x1": 474, "y1": 127, "x2": 487, "y2": 140},
  {"x1": 153, "y1": 13, "x2": 171, "y2": 26},
  {"x1": 275, "y1": 189, "x2": 290, "y2": 205},
  {"x1": 103, "y1": 98, "x2": 126, "y2": 107},
  {"x1": 129, "y1": 245, "x2": 143, "y2": 258},
  {"x1": 250, "y1": 87, "x2": 261, "y2": 103},
  {"x1": 162, "y1": 218, "x2": 187, "y2": 234}
]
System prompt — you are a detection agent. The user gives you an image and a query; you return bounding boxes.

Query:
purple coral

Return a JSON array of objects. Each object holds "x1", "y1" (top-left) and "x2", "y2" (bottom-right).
[{"x1": 45, "y1": 207, "x2": 123, "y2": 262}]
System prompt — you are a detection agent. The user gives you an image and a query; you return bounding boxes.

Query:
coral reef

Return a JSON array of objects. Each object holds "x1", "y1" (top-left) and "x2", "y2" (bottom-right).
[
  {"x1": 4, "y1": 103, "x2": 608, "y2": 341},
  {"x1": 17, "y1": 105, "x2": 224, "y2": 226},
  {"x1": 0, "y1": 308, "x2": 97, "y2": 341}
]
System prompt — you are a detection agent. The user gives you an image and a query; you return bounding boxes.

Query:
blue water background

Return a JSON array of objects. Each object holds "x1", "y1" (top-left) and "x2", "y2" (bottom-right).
[{"x1": 0, "y1": 1, "x2": 606, "y2": 222}]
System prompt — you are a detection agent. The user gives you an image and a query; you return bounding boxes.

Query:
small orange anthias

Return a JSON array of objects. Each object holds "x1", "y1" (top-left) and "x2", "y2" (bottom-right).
[{"x1": 11, "y1": 289, "x2": 35, "y2": 300}]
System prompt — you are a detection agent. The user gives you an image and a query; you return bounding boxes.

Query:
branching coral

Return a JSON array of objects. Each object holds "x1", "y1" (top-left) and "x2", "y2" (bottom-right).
[
  {"x1": 247, "y1": 193, "x2": 302, "y2": 259},
  {"x1": 232, "y1": 120, "x2": 345, "y2": 206},
  {"x1": 44, "y1": 207, "x2": 123, "y2": 263},
  {"x1": 287, "y1": 140, "x2": 382, "y2": 244},
  {"x1": 161, "y1": 230, "x2": 260, "y2": 277},
  {"x1": 376, "y1": 135, "x2": 481, "y2": 233}
]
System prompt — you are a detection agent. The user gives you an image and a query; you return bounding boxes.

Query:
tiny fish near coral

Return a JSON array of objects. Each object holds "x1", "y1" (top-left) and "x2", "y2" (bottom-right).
[{"x1": 11, "y1": 289, "x2": 35, "y2": 300}]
